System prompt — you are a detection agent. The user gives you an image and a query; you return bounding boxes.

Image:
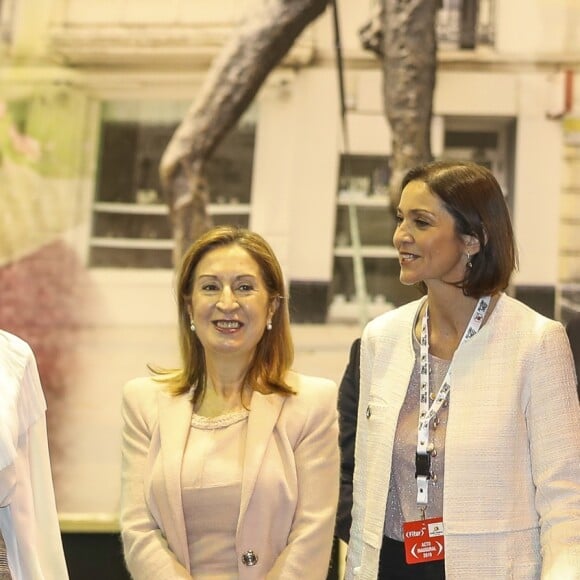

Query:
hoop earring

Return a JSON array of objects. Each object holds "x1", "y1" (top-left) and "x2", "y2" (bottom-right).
[{"x1": 190, "y1": 320, "x2": 196, "y2": 332}]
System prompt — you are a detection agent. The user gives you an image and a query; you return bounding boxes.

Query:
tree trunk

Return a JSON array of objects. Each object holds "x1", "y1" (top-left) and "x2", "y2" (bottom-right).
[
  {"x1": 160, "y1": 0, "x2": 330, "y2": 264},
  {"x1": 382, "y1": 0, "x2": 438, "y2": 208}
]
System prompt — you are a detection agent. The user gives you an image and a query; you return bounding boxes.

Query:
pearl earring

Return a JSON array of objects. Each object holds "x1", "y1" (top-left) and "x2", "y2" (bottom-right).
[
  {"x1": 190, "y1": 320, "x2": 196, "y2": 332},
  {"x1": 266, "y1": 321, "x2": 272, "y2": 331}
]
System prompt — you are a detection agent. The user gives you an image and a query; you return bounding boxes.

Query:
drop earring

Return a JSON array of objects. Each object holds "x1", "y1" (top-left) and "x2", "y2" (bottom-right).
[
  {"x1": 466, "y1": 251, "x2": 473, "y2": 269},
  {"x1": 266, "y1": 320, "x2": 272, "y2": 331},
  {"x1": 190, "y1": 320, "x2": 196, "y2": 332}
]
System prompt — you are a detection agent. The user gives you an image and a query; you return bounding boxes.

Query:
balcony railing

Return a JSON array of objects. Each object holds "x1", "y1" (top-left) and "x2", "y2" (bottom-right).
[
  {"x1": 360, "y1": 0, "x2": 495, "y2": 59},
  {"x1": 437, "y1": 0, "x2": 495, "y2": 50}
]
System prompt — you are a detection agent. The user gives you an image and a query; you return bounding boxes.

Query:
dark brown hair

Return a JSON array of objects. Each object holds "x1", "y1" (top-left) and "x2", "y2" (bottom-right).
[{"x1": 401, "y1": 160, "x2": 518, "y2": 297}]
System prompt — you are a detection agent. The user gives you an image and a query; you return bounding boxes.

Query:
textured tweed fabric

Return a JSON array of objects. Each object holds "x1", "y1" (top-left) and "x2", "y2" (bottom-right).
[{"x1": 347, "y1": 294, "x2": 580, "y2": 579}]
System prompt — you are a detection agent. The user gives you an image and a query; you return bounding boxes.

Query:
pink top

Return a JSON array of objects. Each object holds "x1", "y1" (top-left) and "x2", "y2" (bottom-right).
[{"x1": 181, "y1": 409, "x2": 249, "y2": 579}]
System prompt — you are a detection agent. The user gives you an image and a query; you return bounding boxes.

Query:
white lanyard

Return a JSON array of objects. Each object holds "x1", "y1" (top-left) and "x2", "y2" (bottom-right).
[{"x1": 415, "y1": 296, "x2": 491, "y2": 509}]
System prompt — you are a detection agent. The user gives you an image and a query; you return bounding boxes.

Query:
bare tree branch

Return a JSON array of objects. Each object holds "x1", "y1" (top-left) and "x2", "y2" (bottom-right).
[{"x1": 160, "y1": 0, "x2": 330, "y2": 263}]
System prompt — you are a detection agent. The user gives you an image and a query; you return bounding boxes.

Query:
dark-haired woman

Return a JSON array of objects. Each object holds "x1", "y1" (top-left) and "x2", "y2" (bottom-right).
[
  {"x1": 346, "y1": 161, "x2": 580, "y2": 579},
  {"x1": 120, "y1": 226, "x2": 339, "y2": 579}
]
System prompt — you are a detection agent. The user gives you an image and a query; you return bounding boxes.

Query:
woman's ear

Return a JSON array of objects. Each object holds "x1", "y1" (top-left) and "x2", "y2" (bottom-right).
[
  {"x1": 463, "y1": 234, "x2": 481, "y2": 256},
  {"x1": 269, "y1": 296, "x2": 281, "y2": 319}
]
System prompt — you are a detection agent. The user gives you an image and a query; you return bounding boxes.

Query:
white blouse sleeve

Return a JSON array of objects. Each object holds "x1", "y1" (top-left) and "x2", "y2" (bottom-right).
[{"x1": 0, "y1": 334, "x2": 69, "y2": 580}]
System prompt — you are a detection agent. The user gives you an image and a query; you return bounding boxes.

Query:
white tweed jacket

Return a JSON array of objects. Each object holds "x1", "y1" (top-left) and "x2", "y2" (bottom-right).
[{"x1": 346, "y1": 294, "x2": 580, "y2": 580}]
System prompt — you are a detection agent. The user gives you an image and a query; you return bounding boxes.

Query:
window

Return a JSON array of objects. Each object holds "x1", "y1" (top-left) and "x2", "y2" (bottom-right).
[
  {"x1": 90, "y1": 100, "x2": 256, "y2": 268},
  {"x1": 437, "y1": 0, "x2": 495, "y2": 50}
]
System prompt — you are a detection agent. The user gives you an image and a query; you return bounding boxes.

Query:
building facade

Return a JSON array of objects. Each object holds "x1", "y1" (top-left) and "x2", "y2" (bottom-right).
[{"x1": 1, "y1": 0, "x2": 579, "y2": 546}]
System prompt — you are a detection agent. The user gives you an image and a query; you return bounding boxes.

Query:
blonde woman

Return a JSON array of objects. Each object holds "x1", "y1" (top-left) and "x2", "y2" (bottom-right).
[{"x1": 120, "y1": 226, "x2": 340, "y2": 579}]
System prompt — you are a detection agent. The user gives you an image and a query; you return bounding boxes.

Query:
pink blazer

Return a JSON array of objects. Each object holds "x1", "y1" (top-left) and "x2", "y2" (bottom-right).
[{"x1": 120, "y1": 372, "x2": 339, "y2": 580}]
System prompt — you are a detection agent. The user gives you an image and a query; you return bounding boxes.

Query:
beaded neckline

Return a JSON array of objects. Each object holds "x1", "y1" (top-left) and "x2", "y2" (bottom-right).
[{"x1": 191, "y1": 409, "x2": 249, "y2": 430}]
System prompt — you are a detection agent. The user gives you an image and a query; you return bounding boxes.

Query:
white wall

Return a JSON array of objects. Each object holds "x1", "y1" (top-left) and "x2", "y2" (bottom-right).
[
  {"x1": 51, "y1": 0, "x2": 265, "y2": 25},
  {"x1": 253, "y1": 64, "x2": 563, "y2": 288},
  {"x1": 251, "y1": 68, "x2": 341, "y2": 283},
  {"x1": 250, "y1": 74, "x2": 302, "y2": 277},
  {"x1": 495, "y1": 0, "x2": 580, "y2": 55},
  {"x1": 512, "y1": 75, "x2": 564, "y2": 286}
]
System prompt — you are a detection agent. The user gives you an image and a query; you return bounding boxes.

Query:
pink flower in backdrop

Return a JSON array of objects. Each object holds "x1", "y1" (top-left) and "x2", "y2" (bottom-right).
[{"x1": 0, "y1": 240, "x2": 97, "y2": 477}]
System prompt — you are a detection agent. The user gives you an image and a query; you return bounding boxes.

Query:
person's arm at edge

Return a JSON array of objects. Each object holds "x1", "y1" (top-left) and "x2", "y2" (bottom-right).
[
  {"x1": 528, "y1": 322, "x2": 580, "y2": 577},
  {"x1": 120, "y1": 379, "x2": 192, "y2": 580},
  {"x1": 266, "y1": 378, "x2": 340, "y2": 580},
  {"x1": 7, "y1": 350, "x2": 69, "y2": 580},
  {"x1": 335, "y1": 338, "x2": 361, "y2": 544},
  {"x1": 565, "y1": 315, "x2": 580, "y2": 400}
]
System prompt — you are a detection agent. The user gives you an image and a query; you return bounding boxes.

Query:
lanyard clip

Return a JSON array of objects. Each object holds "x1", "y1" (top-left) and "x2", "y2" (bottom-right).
[
  {"x1": 415, "y1": 451, "x2": 432, "y2": 479},
  {"x1": 416, "y1": 451, "x2": 432, "y2": 505}
]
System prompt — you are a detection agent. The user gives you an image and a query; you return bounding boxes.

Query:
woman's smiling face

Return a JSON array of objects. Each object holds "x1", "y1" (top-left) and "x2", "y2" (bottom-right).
[
  {"x1": 393, "y1": 180, "x2": 474, "y2": 289},
  {"x1": 188, "y1": 244, "x2": 276, "y2": 361}
]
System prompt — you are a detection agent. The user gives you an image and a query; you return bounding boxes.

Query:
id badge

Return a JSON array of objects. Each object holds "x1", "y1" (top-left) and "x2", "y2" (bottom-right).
[{"x1": 402, "y1": 517, "x2": 445, "y2": 564}]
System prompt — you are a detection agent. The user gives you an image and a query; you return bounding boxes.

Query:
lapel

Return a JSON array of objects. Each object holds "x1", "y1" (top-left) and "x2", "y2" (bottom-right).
[
  {"x1": 158, "y1": 388, "x2": 193, "y2": 567},
  {"x1": 358, "y1": 306, "x2": 419, "y2": 543},
  {"x1": 238, "y1": 391, "x2": 285, "y2": 523}
]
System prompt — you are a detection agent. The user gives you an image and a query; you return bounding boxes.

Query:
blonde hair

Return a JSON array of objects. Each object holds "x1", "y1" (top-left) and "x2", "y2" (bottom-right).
[{"x1": 153, "y1": 226, "x2": 294, "y2": 404}]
